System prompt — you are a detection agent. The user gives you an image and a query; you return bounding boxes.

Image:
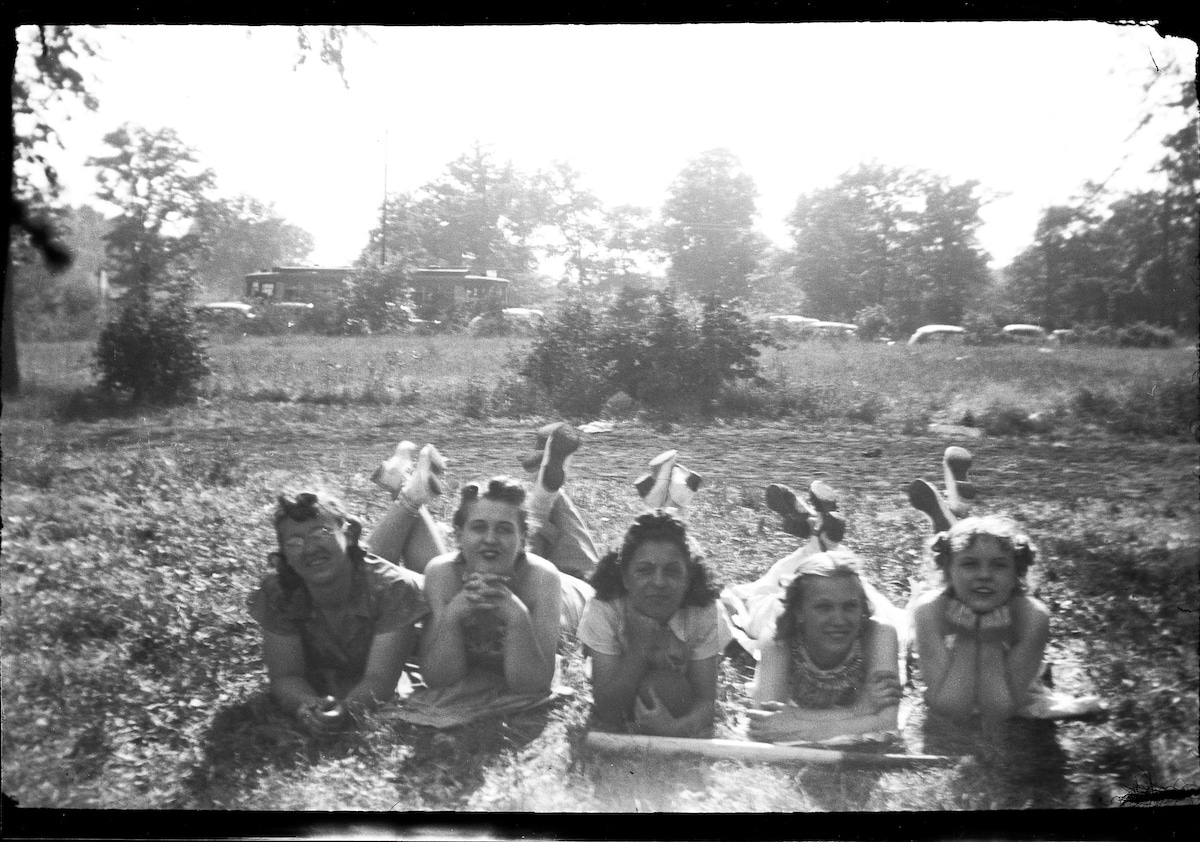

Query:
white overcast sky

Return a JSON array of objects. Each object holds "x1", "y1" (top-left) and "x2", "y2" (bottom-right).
[{"x1": 25, "y1": 22, "x2": 1198, "y2": 270}]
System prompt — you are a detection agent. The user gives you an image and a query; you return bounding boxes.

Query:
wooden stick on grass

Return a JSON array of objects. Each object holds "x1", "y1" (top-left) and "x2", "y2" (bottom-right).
[{"x1": 584, "y1": 731, "x2": 965, "y2": 769}]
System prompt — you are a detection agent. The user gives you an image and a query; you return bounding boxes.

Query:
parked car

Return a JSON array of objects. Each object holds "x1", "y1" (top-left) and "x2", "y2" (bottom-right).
[
  {"x1": 194, "y1": 301, "x2": 257, "y2": 330},
  {"x1": 763, "y1": 314, "x2": 820, "y2": 326},
  {"x1": 468, "y1": 307, "x2": 543, "y2": 335},
  {"x1": 1002, "y1": 324, "x2": 1049, "y2": 343},
  {"x1": 907, "y1": 324, "x2": 966, "y2": 345},
  {"x1": 801, "y1": 320, "x2": 858, "y2": 339}
]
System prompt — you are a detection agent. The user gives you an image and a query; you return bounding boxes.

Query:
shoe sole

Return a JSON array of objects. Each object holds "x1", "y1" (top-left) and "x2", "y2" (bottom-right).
[
  {"x1": 908, "y1": 479, "x2": 954, "y2": 533},
  {"x1": 942, "y1": 446, "x2": 974, "y2": 517},
  {"x1": 540, "y1": 426, "x2": 581, "y2": 492}
]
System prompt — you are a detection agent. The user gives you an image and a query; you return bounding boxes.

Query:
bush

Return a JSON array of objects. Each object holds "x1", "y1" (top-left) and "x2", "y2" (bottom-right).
[
  {"x1": 978, "y1": 402, "x2": 1034, "y2": 436},
  {"x1": 338, "y1": 265, "x2": 410, "y2": 334},
  {"x1": 1116, "y1": 322, "x2": 1177, "y2": 349},
  {"x1": 962, "y1": 311, "x2": 1005, "y2": 346},
  {"x1": 853, "y1": 304, "x2": 894, "y2": 342},
  {"x1": 519, "y1": 293, "x2": 612, "y2": 416},
  {"x1": 519, "y1": 287, "x2": 771, "y2": 417},
  {"x1": 94, "y1": 293, "x2": 211, "y2": 404}
]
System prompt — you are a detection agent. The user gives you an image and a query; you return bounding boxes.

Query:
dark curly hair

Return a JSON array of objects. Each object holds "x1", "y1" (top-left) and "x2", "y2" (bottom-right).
[
  {"x1": 930, "y1": 514, "x2": 1037, "y2": 594},
  {"x1": 773, "y1": 548, "x2": 871, "y2": 641},
  {"x1": 270, "y1": 490, "x2": 365, "y2": 594},
  {"x1": 451, "y1": 476, "x2": 529, "y2": 537},
  {"x1": 589, "y1": 509, "x2": 722, "y2": 607}
]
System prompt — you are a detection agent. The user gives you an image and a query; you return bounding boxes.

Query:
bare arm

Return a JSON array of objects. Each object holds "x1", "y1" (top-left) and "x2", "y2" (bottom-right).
[
  {"x1": 977, "y1": 596, "x2": 1050, "y2": 718},
  {"x1": 418, "y1": 560, "x2": 472, "y2": 689},
  {"x1": 913, "y1": 591, "x2": 978, "y2": 717},
  {"x1": 342, "y1": 626, "x2": 419, "y2": 714},
  {"x1": 747, "y1": 622, "x2": 901, "y2": 743},
  {"x1": 750, "y1": 637, "x2": 792, "y2": 705},
  {"x1": 261, "y1": 630, "x2": 324, "y2": 715},
  {"x1": 634, "y1": 655, "x2": 721, "y2": 738},
  {"x1": 494, "y1": 564, "x2": 560, "y2": 694},
  {"x1": 590, "y1": 649, "x2": 654, "y2": 730}
]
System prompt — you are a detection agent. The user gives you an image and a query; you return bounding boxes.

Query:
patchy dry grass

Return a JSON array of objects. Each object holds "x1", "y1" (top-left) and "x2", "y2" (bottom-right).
[{"x1": 3, "y1": 336, "x2": 1198, "y2": 817}]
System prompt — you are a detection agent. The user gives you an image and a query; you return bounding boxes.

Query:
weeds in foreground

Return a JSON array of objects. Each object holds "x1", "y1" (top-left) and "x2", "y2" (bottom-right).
[{"x1": 2, "y1": 417, "x2": 1196, "y2": 812}]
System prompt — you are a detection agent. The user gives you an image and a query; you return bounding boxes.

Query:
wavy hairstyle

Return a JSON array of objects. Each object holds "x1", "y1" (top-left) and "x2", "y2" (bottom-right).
[
  {"x1": 589, "y1": 509, "x2": 722, "y2": 607},
  {"x1": 773, "y1": 548, "x2": 872, "y2": 641},
  {"x1": 270, "y1": 490, "x2": 365, "y2": 594},
  {"x1": 930, "y1": 514, "x2": 1037, "y2": 593},
  {"x1": 451, "y1": 475, "x2": 529, "y2": 537}
]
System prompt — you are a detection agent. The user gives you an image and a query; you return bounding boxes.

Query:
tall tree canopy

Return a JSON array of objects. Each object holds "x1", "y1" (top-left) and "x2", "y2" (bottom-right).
[
  {"x1": 787, "y1": 162, "x2": 991, "y2": 332},
  {"x1": 87, "y1": 124, "x2": 216, "y2": 295},
  {"x1": 193, "y1": 195, "x2": 315, "y2": 299},
  {"x1": 530, "y1": 160, "x2": 606, "y2": 285},
  {"x1": 413, "y1": 142, "x2": 540, "y2": 276},
  {"x1": 660, "y1": 147, "x2": 764, "y2": 299},
  {"x1": 1004, "y1": 64, "x2": 1198, "y2": 332}
]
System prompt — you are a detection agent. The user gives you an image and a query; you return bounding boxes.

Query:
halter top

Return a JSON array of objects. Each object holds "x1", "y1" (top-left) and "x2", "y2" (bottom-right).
[{"x1": 788, "y1": 636, "x2": 865, "y2": 709}]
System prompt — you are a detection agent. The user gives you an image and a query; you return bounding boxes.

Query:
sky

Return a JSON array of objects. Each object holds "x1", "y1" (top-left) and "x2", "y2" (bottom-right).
[{"x1": 22, "y1": 22, "x2": 1199, "y2": 272}]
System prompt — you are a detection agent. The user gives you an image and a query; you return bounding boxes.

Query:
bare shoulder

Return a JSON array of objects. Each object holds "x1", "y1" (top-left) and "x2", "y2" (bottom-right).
[
  {"x1": 422, "y1": 552, "x2": 464, "y2": 593},
  {"x1": 910, "y1": 587, "x2": 946, "y2": 620},
  {"x1": 863, "y1": 616, "x2": 899, "y2": 646},
  {"x1": 1012, "y1": 593, "x2": 1051, "y2": 624},
  {"x1": 523, "y1": 552, "x2": 562, "y2": 585}
]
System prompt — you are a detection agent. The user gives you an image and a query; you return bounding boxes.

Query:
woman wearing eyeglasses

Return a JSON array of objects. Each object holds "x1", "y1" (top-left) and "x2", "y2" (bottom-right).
[{"x1": 247, "y1": 491, "x2": 428, "y2": 734}]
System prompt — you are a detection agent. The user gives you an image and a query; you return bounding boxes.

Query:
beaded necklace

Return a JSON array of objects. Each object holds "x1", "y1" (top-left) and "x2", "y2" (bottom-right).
[{"x1": 788, "y1": 635, "x2": 865, "y2": 709}]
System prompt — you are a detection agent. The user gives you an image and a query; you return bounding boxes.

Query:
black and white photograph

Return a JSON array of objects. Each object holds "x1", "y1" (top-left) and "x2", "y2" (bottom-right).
[{"x1": 3, "y1": 19, "x2": 1197, "y2": 825}]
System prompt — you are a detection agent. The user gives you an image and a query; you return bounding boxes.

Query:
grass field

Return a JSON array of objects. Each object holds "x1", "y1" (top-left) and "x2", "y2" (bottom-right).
[{"x1": 2, "y1": 333, "x2": 1197, "y2": 822}]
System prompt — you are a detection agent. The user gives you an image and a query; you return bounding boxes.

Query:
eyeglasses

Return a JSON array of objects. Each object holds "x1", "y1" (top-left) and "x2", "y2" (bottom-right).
[{"x1": 282, "y1": 525, "x2": 339, "y2": 553}]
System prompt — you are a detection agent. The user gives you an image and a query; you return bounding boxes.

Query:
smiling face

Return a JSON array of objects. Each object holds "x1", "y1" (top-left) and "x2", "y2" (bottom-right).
[
  {"x1": 948, "y1": 534, "x2": 1019, "y2": 613},
  {"x1": 621, "y1": 539, "x2": 691, "y2": 623},
  {"x1": 793, "y1": 574, "x2": 866, "y2": 665},
  {"x1": 277, "y1": 513, "x2": 352, "y2": 588},
  {"x1": 457, "y1": 497, "x2": 525, "y2": 577}
]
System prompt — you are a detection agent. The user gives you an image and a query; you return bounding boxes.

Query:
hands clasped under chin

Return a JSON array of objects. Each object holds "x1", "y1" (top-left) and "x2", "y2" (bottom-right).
[{"x1": 458, "y1": 572, "x2": 524, "y2": 629}]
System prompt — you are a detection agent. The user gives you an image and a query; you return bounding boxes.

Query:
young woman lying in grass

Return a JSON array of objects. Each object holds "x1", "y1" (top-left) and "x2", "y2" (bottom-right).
[
  {"x1": 909, "y1": 515, "x2": 1052, "y2": 725},
  {"x1": 418, "y1": 477, "x2": 570, "y2": 696},
  {"x1": 746, "y1": 548, "x2": 903, "y2": 744},
  {"x1": 248, "y1": 491, "x2": 428, "y2": 734},
  {"x1": 578, "y1": 510, "x2": 732, "y2": 738}
]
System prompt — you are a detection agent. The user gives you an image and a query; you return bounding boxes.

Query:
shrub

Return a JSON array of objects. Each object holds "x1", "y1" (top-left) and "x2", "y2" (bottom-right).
[
  {"x1": 519, "y1": 287, "x2": 770, "y2": 417},
  {"x1": 94, "y1": 293, "x2": 211, "y2": 404},
  {"x1": 845, "y1": 393, "x2": 886, "y2": 425},
  {"x1": 1116, "y1": 322, "x2": 1177, "y2": 349},
  {"x1": 519, "y1": 293, "x2": 612, "y2": 416},
  {"x1": 337, "y1": 265, "x2": 411, "y2": 334},
  {"x1": 962, "y1": 311, "x2": 1005, "y2": 346},
  {"x1": 853, "y1": 304, "x2": 894, "y2": 342},
  {"x1": 978, "y1": 402, "x2": 1033, "y2": 436}
]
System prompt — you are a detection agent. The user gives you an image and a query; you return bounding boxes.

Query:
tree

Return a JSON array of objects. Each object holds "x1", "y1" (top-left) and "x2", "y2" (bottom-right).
[
  {"x1": 6, "y1": 25, "x2": 101, "y2": 394},
  {"x1": 360, "y1": 191, "x2": 435, "y2": 269},
  {"x1": 413, "y1": 143, "x2": 540, "y2": 276},
  {"x1": 787, "y1": 163, "x2": 991, "y2": 333},
  {"x1": 88, "y1": 125, "x2": 215, "y2": 405},
  {"x1": 530, "y1": 160, "x2": 606, "y2": 285},
  {"x1": 193, "y1": 195, "x2": 314, "y2": 299},
  {"x1": 660, "y1": 148, "x2": 764, "y2": 298},
  {"x1": 909, "y1": 177, "x2": 993, "y2": 325},
  {"x1": 87, "y1": 124, "x2": 216, "y2": 295},
  {"x1": 600, "y1": 203, "x2": 667, "y2": 290}
]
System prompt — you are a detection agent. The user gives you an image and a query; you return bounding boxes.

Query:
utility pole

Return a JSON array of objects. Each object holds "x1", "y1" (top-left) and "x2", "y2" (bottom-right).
[{"x1": 379, "y1": 127, "x2": 388, "y2": 268}]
